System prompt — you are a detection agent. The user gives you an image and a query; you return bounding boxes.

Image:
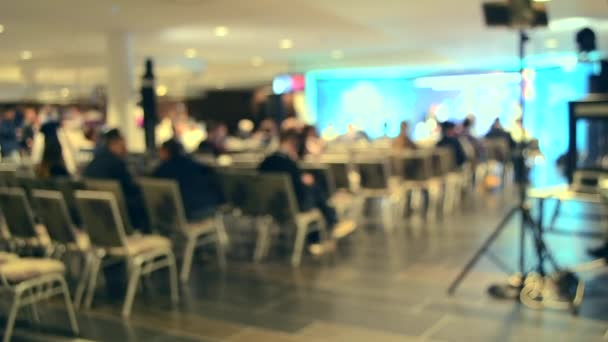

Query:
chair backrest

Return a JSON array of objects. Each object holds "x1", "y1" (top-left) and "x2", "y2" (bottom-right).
[
  {"x1": 0, "y1": 164, "x2": 18, "y2": 187},
  {"x1": 0, "y1": 188, "x2": 38, "y2": 240},
  {"x1": 138, "y1": 178, "x2": 187, "y2": 235},
  {"x1": 354, "y1": 159, "x2": 390, "y2": 189},
  {"x1": 394, "y1": 150, "x2": 433, "y2": 181},
  {"x1": 483, "y1": 138, "x2": 510, "y2": 163},
  {"x1": 53, "y1": 179, "x2": 85, "y2": 226},
  {"x1": 75, "y1": 190, "x2": 126, "y2": 249},
  {"x1": 256, "y1": 173, "x2": 300, "y2": 224},
  {"x1": 31, "y1": 190, "x2": 77, "y2": 245},
  {"x1": 84, "y1": 179, "x2": 134, "y2": 235},
  {"x1": 217, "y1": 169, "x2": 260, "y2": 216}
]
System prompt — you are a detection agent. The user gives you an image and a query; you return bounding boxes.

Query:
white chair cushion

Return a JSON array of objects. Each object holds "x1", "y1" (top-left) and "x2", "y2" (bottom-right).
[
  {"x1": 0, "y1": 252, "x2": 18, "y2": 265},
  {"x1": 109, "y1": 235, "x2": 171, "y2": 256},
  {"x1": 0, "y1": 258, "x2": 65, "y2": 282},
  {"x1": 185, "y1": 218, "x2": 216, "y2": 237}
]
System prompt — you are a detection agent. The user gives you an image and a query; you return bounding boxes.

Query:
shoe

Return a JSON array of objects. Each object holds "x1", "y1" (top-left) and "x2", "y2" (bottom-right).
[
  {"x1": 587, "y1": 243, "x2": 608, "y2": 260},
  {"x1": 308, "y1": 240, "x2": 337, "y2": 257},
  {"x1": 332, "y1": 220, "x2": 357, "y2": 239}
]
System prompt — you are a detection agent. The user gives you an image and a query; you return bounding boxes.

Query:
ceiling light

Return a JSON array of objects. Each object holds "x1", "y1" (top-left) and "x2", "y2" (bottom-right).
[
  {"x1": 279, "y1": 39, "x2": 293, "y2": 49},
  {"x1": 156, "y1": 85, "x2": 168, "y2": 96},
  {"x1": 533, "y1": 0, "x2": 551, "y2": 2},
  {"x1": 0, "y1": 25, "x2": 4, "y2": 34},
  {"x1": 331, "y1": 50, "x2": 344, "y2": 60},
  {"x1": 60, "y1": 88, "x2": 70, "y2": 98},
  {"x1": 184, "y1": 48, "x2": 197, "y2": 58},
  {"x1": 545, "y1": 38, "x2": 559, "y2": 49},
  {"x1": 20, "y1": 51, "x2": 32, "y2": 60},
  {"x1": 251, "y1": 56, "x2": 264, "y2": 67},
  {"x1": 214, "y1": 26, "x2": 229, "y2": 37}
]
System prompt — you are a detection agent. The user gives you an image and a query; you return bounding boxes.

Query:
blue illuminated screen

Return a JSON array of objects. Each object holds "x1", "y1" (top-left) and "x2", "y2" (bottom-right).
[{"x1": 313, "y1": 66, "x2": 591, "y2": 161}]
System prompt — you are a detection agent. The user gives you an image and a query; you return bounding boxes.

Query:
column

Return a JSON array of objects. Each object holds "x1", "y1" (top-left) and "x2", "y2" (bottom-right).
[{"x1": 106, "y1": 31, "x2": 143, "y2": 151}]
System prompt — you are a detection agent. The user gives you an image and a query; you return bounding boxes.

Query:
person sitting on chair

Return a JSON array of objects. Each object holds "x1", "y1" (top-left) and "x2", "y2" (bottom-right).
[
  {"x1": 197, "y1": 121, "x2": 227, "y2": 156},
  {"x1": 83, "y1": 128, "x2": 149, "y2": 233},
  {"x1": 392, "y1": 121, "x2": 417, "y2": 151},
  {"x1": 258, "y1": 129, "x2": 354, "y2": 255},
  {"x1": 153, "y1": 139, "x2": 224, "y2": 221},
  {"x1": 437, "y1": 121, "x2": 467, "y2": 168}
]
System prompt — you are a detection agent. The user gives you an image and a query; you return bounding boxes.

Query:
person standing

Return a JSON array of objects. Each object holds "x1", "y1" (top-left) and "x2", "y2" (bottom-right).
[{"x1": 437, "y1": 121, "x2": 467, "y2": 168}]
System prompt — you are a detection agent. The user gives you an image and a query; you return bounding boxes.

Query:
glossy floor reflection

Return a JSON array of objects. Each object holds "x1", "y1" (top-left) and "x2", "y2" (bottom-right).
[{"x1": 5, "y1": 191, "x2": 608, "y2": 341}]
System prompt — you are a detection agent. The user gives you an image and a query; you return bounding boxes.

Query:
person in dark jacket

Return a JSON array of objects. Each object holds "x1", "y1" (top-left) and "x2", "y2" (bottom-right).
[
  {"x1": 35, "y1": 140, "x2": 69, "y2": 178},
  {"x1": 83, "y1": 128, "x2": 148, "y2": 232},
  {"x1": 0, "y1": 108, "x2": 19, "y2": 160},
  {"x1": 436, "y1": 121, "x2": 467, "y2": 167},
  {"x1": 197, "y1": 122, "x2": 227, "y2": 156},
  {"x1": 258, "y1": 130, "x2": 339, "y2": 251},
  {"x1": 486, "y1": 118, "x2": 516, "y2": 148},
  {"x1": 153, "y1": 139, "x2": 224, "y2": 221}
]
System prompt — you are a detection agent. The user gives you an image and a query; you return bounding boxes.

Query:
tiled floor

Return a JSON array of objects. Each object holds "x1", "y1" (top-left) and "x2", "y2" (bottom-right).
[{"x1": 5, "y1": 190, "x2": 608, "y2": 341}]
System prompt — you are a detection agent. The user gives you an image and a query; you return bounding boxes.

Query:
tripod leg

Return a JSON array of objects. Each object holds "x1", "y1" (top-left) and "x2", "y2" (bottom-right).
[
  {"x1": 548, "y1": 199, "x2": 561, "y2": 232},
  {"x1": 447, "y1": 207, "x2": 518, "y2": 295}
]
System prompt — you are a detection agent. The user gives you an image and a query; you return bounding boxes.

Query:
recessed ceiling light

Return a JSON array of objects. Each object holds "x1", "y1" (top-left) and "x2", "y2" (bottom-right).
[
  {"x1": 533, "y1": 0, "x2": 551, "y2": 2},
  {"x1": 279, "y1": 39, "x2": 293, "y2": 49},
  {"x1": 156, "y1": 85, "x2": 168, "y2": 96},
  {"x1": 0, "y1": 25, "x2": 4, "y2": 34},
  {"x1": 214, "y1": 26, "x2": 229, "y2": 37},
  {"x1": 251, "y1": 56, "x2": 264, "y2": 67},
  {"x1": 184, "y1": 48, "x2": 197, "y2": 58},
  {"x1": 20, "y1": 50, "x2": 32, "y2": 60},
  {"x1": 60, "y1": 88, "x2": 70, "y2": 98},
  {"x1": 331, "y1": 50, "x2": 344, "y2": 59},
  {"x1": 545, "y1": 38, "x2": 559, "y2": 49}
]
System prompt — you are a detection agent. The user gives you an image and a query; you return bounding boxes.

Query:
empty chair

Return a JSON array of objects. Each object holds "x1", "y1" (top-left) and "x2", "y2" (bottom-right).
[
  {"x1": 255, "y1": 173, "x2": 329, "y2": 266},
  {"x1": 32, "y1": 189, "x2": 90, "y2": 307},
  {"x1": 0, "y1": 188, "x2": 43, "y2": 251},
  {"x1": 0, "y1": 255, "x2": 79, "y2": 342},
  {"x1": 393, "y1": 150, "x2": 440, "y2": 219},
  {"x1": 84, "y1": 179, "x2": 135, "y2": 235},
  {"x1": 352, "y1": 157, "x2": 402, "y2": 230},
  {"x1": 138, "y1": 177, "x2": 228, "y2": 282},
  {"x1": 75, "y1": 190, "x2": 178, "y2": 317}
]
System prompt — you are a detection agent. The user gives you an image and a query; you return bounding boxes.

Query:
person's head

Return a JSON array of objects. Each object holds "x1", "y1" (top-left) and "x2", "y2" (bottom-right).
[
  {"x1": 462, "y1": 117, "x2": 473, "y2": 133},
  {"x1": 259, "y1": 119, "x2": 278, "y2": 136},
  {"x1": 303, "y1": 125, "x2": 318, "y2": 138},
  {"x1": 103, "y1": 128, "x2": 127, "y2": 158},
  {"x1": 279, "y1": 129, "x2": 301, "y2": 160},
  {"x1": 399, "y1": 121, "x2": 409, "y2": 136},
  {"x1": 492, "y1": 118, "x2": 502, "y2": 129},
  {"x1": 24, "y1": 107, "x2": 37, "y2": 124},
  {"x1": 159, "y1": 138, "x2": 184, "y2": 161},
  {"x1": 2, "y1": 107, "x2": 16, "y2": 121},
  {"x1": 207, "y1": 122, "x2": 228, "y2": 140},
  {"x1": 440, "y1": 121, "x2": 457, "y2": 138}
]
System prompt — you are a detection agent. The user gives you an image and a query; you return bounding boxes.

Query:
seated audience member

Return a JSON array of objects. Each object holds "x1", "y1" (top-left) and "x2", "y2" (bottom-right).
[
  {"x1": 299, "y1": 125, "x2": 325, "y2": 157},
  {"x1": 392, "y1": 121, "x2": 417, "y2": 150},
  {"x1": 338, "y1": 124, "x2": 369, "y2": 143},
  {"x1": 35, "y1": 141, "x2": 69, "y2": 178},
  {"x1": 153, "y1": 139, "x2": 224, "y2": 221},
  {"x1": 20, "y1": 107, "x2": 38, "y2": 156},
  {"x1": 486, "y1": 118, "x2": 516, "y2": 148},
  {"x1": 258, "y1": 130, "x2": 351, "y2": 253},
  {"x1": 83, "y1": 128, "x2": 149, "y2": 232},
  {"x1": 0, "y1": 107, "x2": 19, "y2": 160},
  {"x1": 197, "y1": 122, "x2": 228, "y2": 156},
  {"x1": 253, "y1": 118, "x2": 279, "y2": 149},
  {"x1": 436, "y1": 121, "x2": 467, "y2": 168},
  {"x1": 461, "y1": 117, "x2": 483, "y2": 161}
]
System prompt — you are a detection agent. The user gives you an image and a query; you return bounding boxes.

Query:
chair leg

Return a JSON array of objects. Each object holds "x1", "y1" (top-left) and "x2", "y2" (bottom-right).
[
  {"x1": 166, "y1": 252, "x2": 180, "y2": 305},
  {"x1": 122, "y1": 262, "x2": 142, "y2": 318},
  {"x1": 548, "y1": 199, "x2": 562, "y2": 231},
  {"x1": 26, "y1": 288, "x2": 40, "y2": 324},
  {"x1": 84, "y1": 256, "x2": 102, "y2": 309},
  {"x1": 254, "y1": 218, "x2": 271, "y2": 263},
  {"x1": 58, "y1": 276, "x2": 80, "y2": 335},
  {"x1": 3, "y1": 292, "x2": 21, "y2": 342},
  {"x1": 180, "y1": 238, "x2": 196, "y2": 282},
  {"x1": 74, "y1": 253, "x2": 92, "y2": 309},
  {"x1": 214, "y1": 214, "x2": 229, "y2": 269},
  {"x1": 291, "y1": 222, "x2": 307, "y2": 267}
]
